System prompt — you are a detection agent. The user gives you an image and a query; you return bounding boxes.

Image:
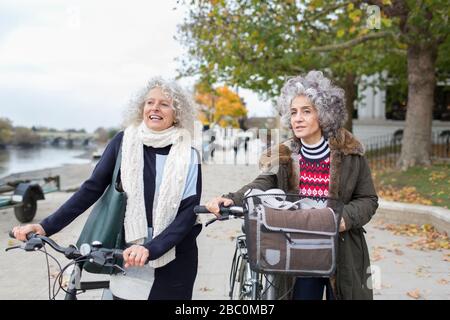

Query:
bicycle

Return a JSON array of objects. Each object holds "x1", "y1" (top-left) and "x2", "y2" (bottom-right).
[
  {"x1": 194, "y1": 201, "x2": 289, "y2": 300},
  {"x1": 6, "y1": 231, "x2": 126, "y2": 300},
  {"x1": 195, "y1": 190, "x2": 341, "y2": 300}
]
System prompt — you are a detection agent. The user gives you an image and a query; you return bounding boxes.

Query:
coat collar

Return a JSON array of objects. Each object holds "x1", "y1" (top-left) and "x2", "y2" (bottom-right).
[{"x1": 328, "y1": 128, "x2": 365, "y2": 156}]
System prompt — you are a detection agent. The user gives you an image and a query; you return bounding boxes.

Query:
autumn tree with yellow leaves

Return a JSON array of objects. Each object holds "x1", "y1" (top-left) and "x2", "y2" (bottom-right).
[{"x1": 195, "y1": 84, "x2": 248, "y2": 128}]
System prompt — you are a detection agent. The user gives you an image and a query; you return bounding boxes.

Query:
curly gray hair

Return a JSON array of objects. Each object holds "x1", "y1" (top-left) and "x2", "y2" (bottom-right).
[
  {"x1": 277, "y1": 70, "x2": 347, "y2": 139},
  {"x1": 122, "y1": 77, "x2": 196, "y2": 134}
]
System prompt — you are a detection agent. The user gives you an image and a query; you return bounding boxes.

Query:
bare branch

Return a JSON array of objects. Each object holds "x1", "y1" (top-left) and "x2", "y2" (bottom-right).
[
  {"x1": 308, "y1": 31, "x2": 394, "y2": 52},
  {"x1": 392, "y1": 48, "x2": 406, "y2": 55},
  {"x1": 307, "y1": 2, "x2": 350, "y2": 21}
]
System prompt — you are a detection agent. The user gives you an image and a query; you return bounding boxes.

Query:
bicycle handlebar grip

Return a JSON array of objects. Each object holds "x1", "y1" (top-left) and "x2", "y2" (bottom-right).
[
  {"x1": 26, "y1": 232, "x2": 36, "y2": 240},
  {"x1": 8, "y1": 230, "x2": 35, "y2": 240},
  {"x1": 113, "y1": 250, "x2": 124, "y2": 260},
  {"x1": 194, "y1": 205, "x2": 211, "y2": 214}
]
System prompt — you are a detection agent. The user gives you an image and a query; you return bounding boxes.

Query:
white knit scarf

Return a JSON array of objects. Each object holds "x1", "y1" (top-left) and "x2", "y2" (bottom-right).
[{"x1": 121, "y1": 122, "x2": 192, "y2": 268}]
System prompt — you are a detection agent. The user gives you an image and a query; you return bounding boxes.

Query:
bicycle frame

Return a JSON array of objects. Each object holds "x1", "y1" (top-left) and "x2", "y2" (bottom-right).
[{"x1": 229, "y1": 228, "x2": 277, "y2": 300}]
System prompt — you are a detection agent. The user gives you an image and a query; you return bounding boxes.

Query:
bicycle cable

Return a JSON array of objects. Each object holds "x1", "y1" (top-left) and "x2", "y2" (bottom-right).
[
  {"x1": 53, "y1": 258, "x2": 90, "y2": 299},
  {"x1": 54, "y1": 259, "x2": 77, "y2": 299},
  {"x1": 36, "y1": 246, "x2": 63, "y2": 300},
  {"x1": 42, "y1": 245, "x2": 52, "y2": 300},
  {"x1": 52, "y1": 257, "x2": 78, "y2": 299},
  {"x1": 260, "y1": 273, "x2": 295, "y2": 300}
]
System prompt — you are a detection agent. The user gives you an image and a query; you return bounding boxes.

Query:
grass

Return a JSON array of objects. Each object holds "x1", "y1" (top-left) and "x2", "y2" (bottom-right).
[{"x1": 372, "y1": 162, "x2": 450, "y2": 208}]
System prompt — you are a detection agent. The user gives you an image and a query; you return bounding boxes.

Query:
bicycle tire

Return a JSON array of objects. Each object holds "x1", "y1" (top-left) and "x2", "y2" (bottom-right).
[{"x1": 228, "y1": 246, "x2": 241, "y2": 299}]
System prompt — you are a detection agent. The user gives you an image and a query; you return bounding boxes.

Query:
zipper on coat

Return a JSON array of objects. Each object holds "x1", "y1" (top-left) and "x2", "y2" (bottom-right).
[{"x1": 360, "y1": 228, "x2": 366, "y2": 289}]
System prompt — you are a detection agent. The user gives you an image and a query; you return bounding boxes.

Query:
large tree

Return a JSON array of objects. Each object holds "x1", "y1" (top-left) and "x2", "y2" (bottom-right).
[
  {"x1": 178, "y1": 0, "x2": 449, "y2": 170},
  {"x1": 362, "y1": 0, "x2": 449, "y2": 169}
]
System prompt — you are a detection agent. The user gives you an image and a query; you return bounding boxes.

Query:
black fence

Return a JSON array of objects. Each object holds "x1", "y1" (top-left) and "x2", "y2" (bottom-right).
[{"x1": 363, "y1": 129, "x2": 450, "y2": 171}]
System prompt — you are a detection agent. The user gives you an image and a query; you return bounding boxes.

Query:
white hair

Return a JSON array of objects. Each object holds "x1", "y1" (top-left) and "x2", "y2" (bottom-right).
[
  {"x1": 277, "y1": 70, "x2": 347, "y2": 139},
  {"x1": 122, "y1": 77, "x2": 196, "y2": 135}
]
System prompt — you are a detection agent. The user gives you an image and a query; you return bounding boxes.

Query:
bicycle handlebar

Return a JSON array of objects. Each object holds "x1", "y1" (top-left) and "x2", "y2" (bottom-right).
[
  {"x1": 194, "y1": 205, "x2": 245, "y2": 226},
  {"x1": 194, "y1": 205, "x2": 245, "y2": 216},
  {"x1": 7, "y1": 231, "x2": 124, "y2": 264},
  {"x1": 9, "y1": 231, "x2": 70, "y2": 254}
]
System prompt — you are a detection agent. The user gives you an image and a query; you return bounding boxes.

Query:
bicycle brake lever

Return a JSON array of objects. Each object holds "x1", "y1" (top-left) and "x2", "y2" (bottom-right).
[
  {"x1": 5, "y1": 245, "x2": 22, "y2": 252},
  {"x1": 23, "y1": 238, "x2": 44, "y2": 251},
  {"x1": 205, "y1": 214, "x2": 231, "y2": 227},
  {"x1": 205, "y1": 218, "x2": 218, "y2": 227},
  {"x1": 113, "y1": 264, "x2": 127, "y2": 275}
]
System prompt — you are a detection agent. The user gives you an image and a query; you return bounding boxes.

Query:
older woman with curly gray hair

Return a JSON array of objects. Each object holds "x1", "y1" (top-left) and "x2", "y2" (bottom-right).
[
  {"x1": 206, "y1": 70, "x2": 378, "y2": 300},
  {"x1": 12, "y1": 77, "x2": 203, "y2": 300}
]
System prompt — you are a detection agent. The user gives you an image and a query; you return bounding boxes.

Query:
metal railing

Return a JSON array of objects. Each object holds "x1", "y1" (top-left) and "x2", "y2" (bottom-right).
[{"x1": 362, "y1": 130, "x2": 450, "y2": 171}]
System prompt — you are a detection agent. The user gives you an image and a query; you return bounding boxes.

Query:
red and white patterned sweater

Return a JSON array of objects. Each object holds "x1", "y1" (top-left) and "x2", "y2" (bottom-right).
[{"x1": 298, "y1": 136, "x2": 331, "y2": 208}]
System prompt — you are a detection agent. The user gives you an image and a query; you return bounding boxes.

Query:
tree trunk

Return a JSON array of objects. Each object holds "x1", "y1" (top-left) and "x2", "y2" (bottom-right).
[
  {"x1": 397, "y1": 44, "x2": 437, "y2": 170},
  {"x1": 343, "y1": 73, "x2": 356, "y2": 133}
]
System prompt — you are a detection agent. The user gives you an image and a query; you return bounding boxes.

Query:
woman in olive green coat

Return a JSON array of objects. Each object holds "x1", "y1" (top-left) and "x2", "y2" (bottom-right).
[{"x1": 206, "y1": 71, "x2": 378, "y2": 300}]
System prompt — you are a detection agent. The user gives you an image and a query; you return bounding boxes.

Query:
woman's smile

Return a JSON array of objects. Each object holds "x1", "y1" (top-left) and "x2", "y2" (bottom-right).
[{"x1": 149, "y1": 114, "x2": 164, "y2": 121}]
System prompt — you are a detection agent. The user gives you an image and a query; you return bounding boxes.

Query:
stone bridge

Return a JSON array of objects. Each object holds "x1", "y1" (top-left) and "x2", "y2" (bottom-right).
[{"x1": 36, "y1": 131, "x2": 94, "y2": 147}]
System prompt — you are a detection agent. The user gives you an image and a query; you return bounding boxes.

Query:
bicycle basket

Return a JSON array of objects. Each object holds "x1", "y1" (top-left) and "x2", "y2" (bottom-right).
[{"x1": 243, "y1": 192, "x2": 343, "y2": 277}]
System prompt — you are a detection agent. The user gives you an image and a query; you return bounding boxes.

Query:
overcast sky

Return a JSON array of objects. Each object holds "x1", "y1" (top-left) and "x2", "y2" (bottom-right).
[{"x1": 0, "y1": 0, "x2": 274, "y2": 133}]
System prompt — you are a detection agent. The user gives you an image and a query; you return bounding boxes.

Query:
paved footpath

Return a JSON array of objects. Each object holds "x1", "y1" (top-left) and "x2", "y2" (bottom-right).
[{"x1": 1, "y1": 162, "x2": 448, "y2": 300}]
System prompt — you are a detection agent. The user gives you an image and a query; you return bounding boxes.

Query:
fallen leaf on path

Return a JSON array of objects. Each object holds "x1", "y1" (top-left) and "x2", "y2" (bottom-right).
[
  {"x1": 385, "y1": 223, "x2": 449, "y2": 251},
  {"x1": 394, "y1": 249, "x2": 404, "y2": 255},
  {"x1": 371, "y1": 251, "x2": 384, "y2": 261},
  {"x1": 199, "y1": 287, "x2": 213, "y2": 292},
  {"x1": 407, "y1": 289, "x2": 421, "y2": 299},
  {"x1": 378, "y1": 186, "x2": 433, "y2": 206},
  {"x1": 437, "y1": 279, "x2": 448, "y2": 285},
  {"x1": 390, "y1": 242, "x2": 402, "y2": 248}
]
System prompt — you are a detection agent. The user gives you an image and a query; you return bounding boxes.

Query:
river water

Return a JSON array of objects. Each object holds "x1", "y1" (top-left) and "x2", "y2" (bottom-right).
[{"x1": 0, "y1": 146, "x2": 92, "y2": 179}]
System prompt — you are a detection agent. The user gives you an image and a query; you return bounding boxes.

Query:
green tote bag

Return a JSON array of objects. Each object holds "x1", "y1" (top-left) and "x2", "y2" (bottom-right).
[{"x1": 76, "y1": 145, "x2": 127, "y2": 274}]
